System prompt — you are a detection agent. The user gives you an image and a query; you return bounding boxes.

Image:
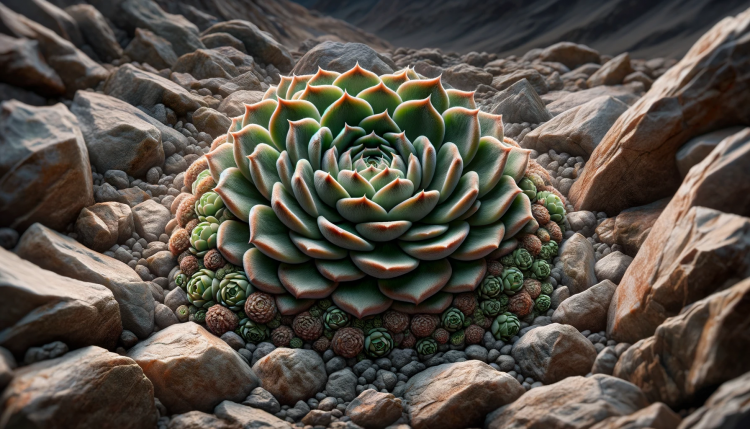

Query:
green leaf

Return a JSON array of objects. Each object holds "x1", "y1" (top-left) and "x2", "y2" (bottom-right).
[
  {"x1": 332, "y1": 124, "x2": 367, "y2": 153},
  {"x1": 286, "y1": 118, "x2": 320, "y2": 165},
  {"x1": 421, "y1": 172, "x2": 479, "y2": 223},
  {"x1": 337, "y1": 170, "x2": 376, "y2": 199},
  {"x1": 500, "y1": 193, "x2": 533, "y2": 239},
  {"x1": 242, "y1": 99, "x2": 277, "y2": 129},
  {"x1": 317, "y1": 217, "x2": 375, "y2": 252},
  {"x1": 308, "y1": 67, "x2": 341, "y2": 86},
  {"x1": 413, "y1": 136, "x2": 436, "y2": 190},
  {"x1": 333, "y1": 63, "x2": 381, "y2": 97},
  {"x1": 396, "y1": 76, "x2": 449, "y2": 113},
  {"x1": 243, "y1": 247, "x2": 286, "y2": 294},
  {"x1": 393, "y1": 98, "x2": 445, "y2": 149},
  {"x1": 248, "y1": 205, "x2": 310, "y2": 263},
  {"x1": 271, "y1": 182, "x2": 321, "y2": 239},
  {"x1": 399, "y1": 221, "x2": 470, "y2": 260},
  {"x1": 233, "y1": 124, "x2": 274, "y2": 181},
  {"x1": 315, "y1": 258, "x2": 365, "y2": 282},
  {"x1": 351, "y1": 243, "x2": 419, "y2": 279},
  {"x1": 275, "y1": 293, "x2": 316, "y2": 316},
  {"x1": 313, "y1": 171, "x2": 350, "y2": 207},
  {"x1": 357, "y1": 81, "x2": 403, "y2": 116},
  {"x1": 442, "y1": 259, "x2": 486, "y2": 293},
  {"x1": 289, "y1": 231, "x2": 348, "y2": 260},
  {"x1": 446, "y1": 88, "x2": 476, "y2": 109},
  {"x1": 247, "y1": 143, "x2": 281, "y2": 201},
  {"x1": 262, "y1": 85, "x2": 278, "y2": 101},
  {"x1": 217, "y1": 220, "x2": 252, "y2": 266},
  {"x1": 369, "y1": 167, "x2": 404, "y2": 192},
  {"x1": 321, "y1": 147, "x2": 339, "y2": 176},
  {"x1": 405, "y1": 153, "x2": 422, "y2": 190},
  {"x1": 269, "y1": 98, "x2": 321, "y2": 151},
  {"x1": 389, "y1": 292, "x2": 452, "y2": 314},
  {"x1": 372, "y1": 178, "x2": 414, "y2": 211},
  {"x1": 285, "y1": 74, "x2": 313, "y2": 99},
  {"x1": 387, "y1": 190, "x2": 440, "y2": 222},
  {"x1": 426, "y1": 142, "x2": 463, "y2": 204},
  {"x1": 353, "y1": 132, "x2": 389, "y2": 149},
  {"x1": 292, "y1": 159, "x2": 342, "y2": 221},
  {"x1": 520, "y1": 218, "x2": 539, "y2": 235},
  {"x1": 399, "y1": 224, "x2": 448, "y2": 242},
  {"x1": 358, "y1": 110, "x2": 401, "y2": 135},
  {"x1": 276, "y1": 151, "x2": 294, "y2": 191},
  {"x1": 355, "y1": 221, "x2": 412, "y2": 242},
  {"x1": 451, "y1": 220, "x2": 505, "y2": 261},
  {"x1": 298, "y1": 84, "x2": 345, "y2": 116},
  {"x1": 276, "y1": 75, "x2": 294, "y2": 100},
  {"x1": 308, "y1": 127, "x2": 334, "y2": 171},
  {"x1": 464, "y1": 136, "x2": 511, "y2": 198},
  {"x1": 487, "y1": 238, "x2": 518, "y2": 260},
  {"x1": 383, "y1": 131, "x2": 416, "y2": 161},
  {"x1": 478, "y1": 110, "x2": 504, "y2": 141},
  {"x1": 503, "y1": 147, "x2": 531, "y2": 183},
  {"x1": 380, "y1": 69, "x2": 410, "y2": 92},
  {"x1": 332, "y1": 278, "x2": 393, "y2": 319},
  {"x1": 442, "y1": 107, "x2": 480, "y2": 164},
  {"x1": 225, "y1": 117, "x2": 243, "y2": 145},
  {"x1": 336, "y1": 196, "x2": 389, "y2": 223},
  {"x1": 378, "y1": 259, "x2": 451, "y2": 304},
  {"x1": 206, "y1": 143, "x2": 237, "y2": 183},
  {"x1": 468, "y1": 175, "x2": 522, "y2": 226},
  {"x1": 215, "y1": 168, "x2": 267, "y2": 221},
  {"x1": 457, "y1": 200, "x2": 481, "y2": 220},
  {"x1": 321, "y1": 92, "x2": 374, "y2": 140}
]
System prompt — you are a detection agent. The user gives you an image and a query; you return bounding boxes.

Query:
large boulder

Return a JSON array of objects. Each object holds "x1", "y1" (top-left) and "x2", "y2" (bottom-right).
[
  {"x1": 0, "y1": 248, "x2": 120, "y2": 356},
  {"x1": 74, "y1": 202, "x2": 133, "y2": 252},
  {"x1": 512, "y1": 323, "x2": 598, "y2": 384},
  {"x1": 559, "y1": 233, "x2": 598, "y2": 295},
  {"x1": 485, "y1": 375, "x2": 649, "y2": 429},
  {"x1": 552, "y1": 280, "x2": 617, "y2": 332},
  {"x1": 608, "y1": 198, "x2": 669, "y2": 256},
  {"x1": 0, "y1": 100, "x2": 93, "y2": 231},
  {"x1": 678, "y1": 371, "x2": 750, "y2": 429},
  {"x1": 202, "y1": 20, "x2": 293, "y2": 72},
  {"x1": 0, "y1": 33, "x2": 65, "y2": 96},
  {"x1": 128, "y1": 323, "x2": 259, "y2": 414},
  {"x1": 345, "y1": 389, "x2": 402, "y2": 429},
  {"x1": 587, "y1": 52, "x2": 634, "y2": 87},
  {"x1": 403, "y1": 360, "x2": 524, "y2": 429},
  {"x1": 569, "y1": 9, "x2": 750, "y2": 215},
  {"x1": 614, "y1": 278, "x2": 750, "y2": 409},
  {"x1": 15, "y1": 223, "x2": 155, "y2": 338},
  {"x1": 2, "y1": 0, "x2": 84, "y2": 46},
  {"x1": 291, "y1": 41, "x2": 395, "y2": 76},
  {"x1": 608, "y1": 129, "x2": 750, "y2": 343},
  {"x1": 676, "y1": 126, "x2": 746, "y2": 178},
  {"x1": 123, "y1": 27, "x2": 178, "y2": 70},
  {"x1": 0, "y1": 346, "x2": 156, "y2": 428},
  {"x1": 64, "y1": 4, "x2": 122, "y2": 63},
  {"x1": 252, "y1": 348, "x2": 327, "y2": 406},
  {"x1": 539, "y1": 42, "x2": 601, "y2": 70},
  {"x1": 589, "y1": 402, "x2": 681, "y2": 429},
  {"x1": 488, "y1": 78, "x2": 552, "y2": 124},
  {"x1": 546, "y1": 84, "x2": 642, "y2": 116}
]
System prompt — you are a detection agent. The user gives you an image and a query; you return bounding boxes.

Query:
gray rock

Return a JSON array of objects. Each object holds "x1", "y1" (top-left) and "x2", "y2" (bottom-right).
[
  {"x1": 214, "y1": 400, "x2": 291, "y2": 429},
  {"x1": 0, "y1": 228, "x2": 19, "y2": 250},
  {"x1": 218, "y1": 332, "x2": 244, "y2": 351},
  {"x1": 192, "y1": 107, "x2": 231, "y2": 139},
  {"x1": 399, "y1": 361, "x2": 424, "y2": 377},
  {"x1": 124, "y1": 27, "x2": 178, "y2": 70},
  {"x1": 676, "y1": 126, "x2": 746, "y2": 178},
  {"x1": 539, "y1": 42, "x2": 601, "y2": 70},
  {"x1": 465, "y1": 345, "x2": 489, "y2": 362},
  {"x1": 488, "y1": 79, "x2": 553, "y2": 125},
  {"x1": 567, "y1": 210, "x2": 598, "y2": 236},
  {"x1": 318, "y1": 397, "x2": 337, "y2": 411},
  {"x1": 492, "y1": 69, "x2": 549, "y2": 95},
  {"x1": 251, "y1": 342, "x2": 275, "y2": 366},
  {"x1": 587, "y1": 53, "x2": 634, "y2": 87},
  {"x1": 0, "y1": 347, "x2": 16, "y2": 391},
  {"x1": 373, "y1": 371, "x2": 398, "y2": 392},
  {"x1": 594, "y1": 251, "x2": 633, "y2": 284},
  {"x1": 243, "y1": 386, "x2": 281, "y2": 414},
  {"x1": 345, "y1": 389, "x2": 402, "y2": 429},
  {"x1": 301, "y1": 409, "x2": 331, "y2": 426},
  {"x1": 167, "y1": 410, "x2": 237, "y2": 429},
  {"x1": 202, "y1": 20, "x2": 293, "y2": 72},
  {"x1": 442, "y1": 63, "x2": 493, "y2": 91},
  {"x1": 388, "y1": 349, "x2": 416, "y2": 370},
  {"x1": 552, "y1": 280, "x2": 617, "y2": 333},
  {"x1": 326, "y1": 356, "x2": 347, "y2": 375},
  {"x1": 216, "y1": 89, "x2": 264, "y2": 117},
  {"x1": 3, "y1": 0, "x2": 83, "y2": 47},
  {"x1": 678, "y1": 371, "x2": 750, "y2": 429},
  {"x1": 120, "y1": 330, "x2": 138, "y2": 349},
  {"x1": 154, "y1": 302, "x2": 178, "y2": 329},
  {"x1": 0, "y1": 33, "x2": 65, "y2": 96},
  {"x1": 546, "y1": 84, "x2": 642, "y2": 116},
  {"x1": 147, "y1": 250, "x2": 176, "y2": 278},
  {"x1": 252, "y1": 349, "x2": 327, "y2": 405},
  {"x1": 104, "y1": 170, "x2": 129, "y2": 190},
  {"x1": 327, "y1": 368, "x2": 358, "y2": 402},
  {"x1": 65, "y1": 4, "x2": 122, "y2": 63},
  {"x1": 550, "y1": 286, "x2": 570, "y2": 309},
  {"x1": 23, "y1": 340, "x2": 69, "y2": 365},
  {"x1": 560, "y1": 233, "x2": 598, "y2": 294},
  {"x1": 591, "y1": 346, "x2": 619, "y2": 376},
  {"x1": 74, "y1": 202, "x2": 133, "y2": 252},
  {"x1": 132, "y1": 200, "x2": 171, "y2": 242},
  {"x1": 496, "y1": 355, "x2": 515, "y2": 372},
  {"x1": 291, "y1": 41, "x2": 395, "y2": 76},
  {"x1": 200, "y1": 32, "x2": 247, "y2": 53},
  {"x1": 165, "y1": 287, "x2": 189, "y2": 311}
]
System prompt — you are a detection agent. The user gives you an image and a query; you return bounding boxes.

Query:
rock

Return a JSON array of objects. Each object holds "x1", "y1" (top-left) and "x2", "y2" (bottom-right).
[
  {"x1": 559, "y1": 233, "x2": 598, "y2": 294},
  {"x1": 0, "y1": 347, "x2": 15, "y2": 391},
  {"x1": 153, "y1": 302, "x2": 178, "y2": 329},
  {"x1": 217, "y1": 89, "x2": 264, "y2": 117},
  {"x1": 623, "y1": 71, "x2": 654, "y2": 90},
  {"x1": 291, "y1": 41, "x2": 395, "y2": 75},
  {"x1": 552, "y1": 280, "x2": 617, "y2": 333},
  {"x1": 539, "y1": 42, "x2": 600, "y2": 69},
  {"x1": 0, "y1": 248, "x2": 120, "y2": 355},
  {"x1": 327, "y1": 368, "x2": 358, "y2": 402},
  {"x1": 521, "y1": 95, "x2": 628, "y2": 158},
  {"x1": 589, "y1": 402, "x2": 681, "y2": 429},
  {"x1": 594, "y1": 251, "x2": 632, "y2": 284},
  {"x1": 148, "y1": 250, "x2": 176, "y2": 278},
  {"x1": 302, "y1": 410, "x2": 331, "y2": 426},
  {"x1": 172, "y1": 47, "x2": 250, "y2": 80},
  {"x1": 0, "y1": 101, "x2": 93, "y2": 231},
  {"x1": 103, "y1": 64, "x2": 207, "y2": 115},
  {"x1": 614, "y1": 278, "x2": 750, "y2": 408},
  {"x1": 488, "y1": 78, "x2": 552, "y2": 124},
  {"x1": 587, "y1": 53, "x2": 634, "y2": 87},
  {"x1": 74, "y1": 202, "x2": 134, "y2": 252},
  {"x1": 124, "y1": 28, "x2": 178, "y2": 70},
  {"x1": 202, "y1": 20, "x2": 293, "y2": 72},
  {"x1": 442, "y1": 63, "x2": 493, "y2": 91},
  {"x1": 132, "y1": 199, "x2": 171, "y2": 242},
  {"x1": 0, "y1": 346, "x2": 156, "y2": 428},
  {"x1": 201, "y1": 32, "x2": 246, "y2": 53},
  {"x1": 492, "y1": 69, "x2": 549, "y2": 95},
  {"x1": 128, "y1": 323, "x2": 258, "y2": 413},
  {"x1": 23, "y1": 340, "x2": 68, "y2": 365},
  {"x1": 214, "y1": 400, "x2": 291, "y2": 429},
  {"x1": 0, "y1": 4, "x2": 108, "y2": 97},
  {"x1": 569, "y1": 9, "x2": 750, "y2": 215},
  {"x1": 167, "y1": 410, "x2": 237, "y2": 429},
  {"x1": 3, "y1": 0, "x2": 84, "y2": 47},
  {"x1": 485, "y1": 374, "x2": 648, "y2": 429},
  {"x1": 0, "y1": 34, "x2": 65, "y2": 96},
  {"x1": 345, "y1": 389, "x2": 402, "y2": 429},
  {"x1": 192, "y1": 107, "x2": 231, "y2": 138},
  {"x1": 550, "y1": 286, "x2": 570, "y2": 309},
  {"x1": 612, "y1": 198, "x2": 669, "y2": 257},
  {"x1": 65, "y1": 4, "x2": 122, "y2": 63},
  {"x1": 512, "y1": 323, "x2": 597, "y2": 384},
  {"x1": 16, "y1": 223, "x2": 155, "y2": 338},
  {"x1": 242, "y1": 386, "x2": 281, "y2": 414},
  {"x1": 678, "y1": 371, "x2": 750, "y2": 429},
  {"x1": 404, "y1": 360, "x2": 524, "y2": 429},
  {"x1": 676, "y1": 126, "x2": 746, "y2": 178},
  {"x1": 252, "y1": 348, "x2": 327, "y2": 406},
  {"x1": 546, "y1": 84, "x2": 642, "y2": 116},
  {"x1": 165, "y1": 287, "x2": 189, "y2": 311},
  {"x1": 591, "y1": 346, "x2": 619, "y2": 376}
]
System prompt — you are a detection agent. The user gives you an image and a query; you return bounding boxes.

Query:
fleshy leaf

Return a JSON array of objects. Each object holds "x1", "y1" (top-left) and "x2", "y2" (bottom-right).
[
  {"x1": 308, "y1": 127, "x2": 333, "y2": 171},
  {"x1": 243, "y1": 248, "x2": 286, "y2": 294},
  {"x1": 217, "y1": 220, "x2": 252, "y2": 266},
  {"x1": 446, "y1": 89, "x2": 476, "y2": 109},
  {"x1": 412, "y1": 136, "x2": 436, "y2": 190},
  {"x1": 268, "y1": 98, "x2": 321, "y2": 151},
  {"x1": 226, "y1": 117, "x2": 243, "y2": 144},
  {"x1": 337, "y1": 170, "x2": 376, "y2": 199},
  {"x1": 275, "y1": 293, "x2": 315, "y2": 315},
  {"x1": 242, "y1": 99, "x2": 277, "y2": 128},
  {"x1": 317, "y1": 217, "x2": 375, "y2": 251},
  {"x1": 500, "y1": 193, "x2": 533, "y2": 238},
  {"x1": 372, "y1": 178, "x2": 414, "y2": 211},
  {"x1": 332, "y1": 278, "x2": 393, "y2": 319},
  {"x1": 442, "y1": 107, "x2": 480, "y2": 164},
  {"x1": 351, "y1": 243, "x2": 419, "y2": 279},
  {"x1": 215, "y1": 167, "x2": 267, "y2": 221},
  {"x1": 289, "y1": 231, "x2": 348, "y2": 260},
  {"x1": 248, "y1": 205, "x2": 310, "y2": 263},
  {"x1": 378, "y1": 259, "x2": 451, "y2": 304},
  {"x1": 298, "y1": 84, "x2": 345, "y2": 116},
  {"x1": 332, "y1": 124, "x2": 367, "y2": 153},
  {"x1": 262, "y1": 85, "x2": 277, "y2": 101},
  {"x1": 321, "y1": 92, "x2": 374, "y2": 139},
  {"x1": 487, "y1": 238, "x2": 518, "y2": 260},
  {"x1": 503, "y1": 146, "x2": 531, "y2": 183},
  {"x1": 464, "y1": 136, "x2": 511, "y2": 198},
  {"x1": 355, "y1": 221, "x2": 412, "y2": 242},
  {"x1": 286, "y1": 74, "x2": 313, "y2": 99},
  {"x1": 206, "y1": 143, "x2": 237, "y2": 182},
  {"x1": 387, "y1": 190, "x2": 440, "y2": 222},
  {"x1": 405, "y1": 153, "x2": 421, "y2": 189},
  {"x1": 321, "y1": 147, "x2": 340, "y2": 176},
  {"x1": 336, "y1": 196, "x2": 389, "y2": 223},
  {"x1": 315, "y1": 258, "x2": 366, "y2": 282},
  {"x1": 353, "y1": 132, "x2": 389, "y2": 149},
  {"x1": 333, "y1": 63, "x2": 381, "y2": 97},
  {"x1": 457, "y1": 200, "x2": 481, "y2": 220},
  {"x1": 271, "y1": 182, "x2": 321, "y2": 239},
  {"x1": 396, "y1": 76, "x2": 449, "y2": 113},
  {"x1": 393, "y1": 98, "x2": 445, "y2": 149},
  {"x1": 276, "y1": 75, "x2": 294, "y2": 100},
  {"x1": 368, "y1": 167, "x2": 404, "y2": 191},
  {"x1": 468, "y1": 175, "x2": 521, "y2": 226},
  {"x1": 520, "y1": 218, "x2": 539, "y2": 234},
  {"x1": 247, "y1": 143, "x2": 281, "y2": 200},
  {"x1": 292, "y1": 159, "x2": 342, "y2": 221},
  {"x1": 233, "y1": 124, "x2": 274, "y2": 181},
  {"x1": 357, "y1": 82, "x2": 402, "y2": 116},
  {"x1": 478, "y1": 110, "x2": 504, "y2": 141},
  {"x1": 358, "y1": 111, "x2": 401, "y2": 135},
  {"x1": 383, "y1": 132, "x2": 416, "y2": 161},
  {"x1": 286, "y1": 118, "x2": 320, "y2": 165},
  {"x1": 389, "y1": 292, "x2": 452, "y2": 314},
  {"x1": 422, "y1": 172, "x2": 479, "y2": 223},
  {"x1": 380, "y1": 69, "x2": 410, "y2": 92},
  {"x1": 426, "y1": 142, "x2": 463, "y2": 204},
  {"x1": 442, "y1": 259, "x2": 486, "y2": 293},
  {"x1": 276, "y1": 151, "x2": 294, "y2": 191},
  {"x1": 313, "y1": 171, "x2": 350, "y2": 207},
  {"x1": 308, "y1": 67, "x2": 341, "y2": 86},
  {"x1": 399, "y1": 224, "x2": 448, "y2": 242},
  {"x1": 451, "y1": 220, "x2": 505, "y2": 260},
  {"x1": 399, "y1": 221, "x2": 470, "y2": 260}
]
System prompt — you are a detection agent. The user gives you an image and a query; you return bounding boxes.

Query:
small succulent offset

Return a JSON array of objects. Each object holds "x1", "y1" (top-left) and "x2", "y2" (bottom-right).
[
  {"x1": 511, "y1": 248, "x2": 533, "y2": 270},
  {"x1": 478, "y1": 275, "x2": 503, "y2": 299},
  {"x1": 324, "y1": 306, "x2": 350, "y2": 330},
  {"x1": 500, "y1": 267, "x2": 524, "y2": 295},
  {"x1": 364, "y1": 328, "x2": 394, "y2": 357},
  {"x1": 530, "y1": 259, "x2": 551, "y2": 280},
  {"x1": 239, "y1": 319, "x2": 269, "y2": 343},
  {"x1": 207, "y1": 64, "x2": 535, "y2": 319},
  {"x1": 441, "y1": 307, "x2": 465, "y2": 332},
  {"x1": 536, "y1": 191, "x2": 565, "y2": 224},
  {"x1": 416, "y1": 337, "x2": 438, "y2": 355},
  {"x1": 491, "y1": 312, "x2": 520, "y2": 341},
  {"x1": 535, "y1": 294, "x2": 551, "y2": 313}
]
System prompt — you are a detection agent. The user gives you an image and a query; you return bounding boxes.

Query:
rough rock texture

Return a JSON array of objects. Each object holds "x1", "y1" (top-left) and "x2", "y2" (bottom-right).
[
  {"x1": 123, "y1": 27, "x2": 178, "y2": 70},
  {"x1": 0, "y1": 346, "x2": 156, "y2": 429},
  {"x1": 560, "y1": 233, "x2": 598, "y2": 295},
  {"x1": 0, "y1": 33, "x2": 65, "y2": 96},
  {"x1": 64, "y1": 4, "x2": 123, "y2": 63},
  {"x1": 522, "y1": 95, "x2": 628, "y2": 158},
  {"x1": 489, "y1": 78, "x2": 553, "y2": 124},
  {"x1": 539, "y1": 42, "x2": 601, "y2": 69},
  {"x1": 166, "y1": 410, "x2": 239, "y2": 429},
  {"x1": 609, "y1": 198, "x2": 669, "y2": 256},
  {"x1": 442, "y1": 63, "x2": 493, "y2": 91},
  {"x1": 512, "y1": 323, "x2": 598, "y2": 384},
  {"x1": 546, "y1": 85, "x2": 642, "y2": 116},
  {"x1": 570, "y1": 9, "x2": 750, "y2": 215},
  {"x1": 291, "y1": 41, "x2": 396, "y2": 75},
  {"x1": 128, "y1": 323, "x2": 259, "y2": 414},
  {"x1": 485, "y1": 375, "x2": 649, "y2": 429},
  {"x1": 492, "y1": 69, "x2": 549, "y2": 95},
  {"x1": 214, "y1": 400, "x2": 291, "y2": 429},
  {"x1": 589, "y1": 402, "x2": 681, "y2": 429},
  {"x1": 252, "y1": 348, "x2": 327, "y2": 406},
  {"x1": 16, "y1": 223, "x2": 154, "y2": 338},
  {"x1": 552, "y1": 280, "x2": 617, "y2": 332},
  {"x1": 587, "y1": 52, "x2": 634, "y2": 87},
  {"x1": 0, "y1": 101, "x2": 93, "y2": 231},
  {"x1": 0, "y1": 248, "x2": 120, "y2": 356},
  {"x1": 217, "y1": 89, "x2": 263, "y2": 117},
  {"x1": 201, "y1": 20, "x2": 293, "y2": 72},
  {"x1": 594, "y1": 251, "x2": 633, "y2": 284},
  {"x1": 3, "y1": 0, "x2": 84, "y2": 46},
  {"x1": 74, "y1": 202, "x2": 133, "y2": 252},
  {"x1": 678, "y1": 371, "x2": 750, "y2": 429},
  {"x1": 132, "y1": 199, "x2": 171, "y2": 242},
  {"x1": 614, "y1": 278, "x2": 750, "y2": 409},
  {"x1": 345, "y1": 389, "x2": 402, "y2": 429},
  {"x1": 608, "y1": 129, "x2": 750, "y2": 343},
  {"x1": 676, "y1": 126, "x2": 747, "y2": 178},
  {"x1": 403, "y1": 360, "x2": 524, "y2": 429},
  {"x1": 192, "y1": 107, "x2": 231, "y2": 138}
]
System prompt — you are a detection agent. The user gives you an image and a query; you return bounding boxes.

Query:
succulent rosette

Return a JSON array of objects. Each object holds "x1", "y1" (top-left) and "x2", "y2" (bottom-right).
[
  {"x1": 415, "y1": 337, "x2": 438, "y2": 355},
  {"x1": 206, "y1": 64, "x2": 534, "y2": 320},
  {"x1": 216, "y1": 272, "x2": 253, "y2": 311},
  {"x1": 531, "y1": 259, "x2": 551, "y2": 280},
  {"x1": 364, "y1": 327, "x2": 394, "y2": 357},
  {"x1": 441, "y1": 307, "x2": 465, "y2": 332},
  {"x1": 478, "y1": 275, "x2": 503, "y2": 299},
  {"x1": 539, "y1": 241, "x2": 558, "y2": 260},
  {"x1": 511, "y1": 248, "x2": 533, "y2": 270},
  {"x1": 324, "y1": 306, "x2": 350, "y2": 330},
  {"x1": 536, "y1": 191, "x2": 566, "y2": 224},
  {"x1": 491, "y1": 312, "x2": 520, "y2": 341},
  {"x1": 500, "y1": 267, "x2": 524, "y2": 295},
  {"x1": 187, "y1": 269, "x2": 219, "y2": 308}
]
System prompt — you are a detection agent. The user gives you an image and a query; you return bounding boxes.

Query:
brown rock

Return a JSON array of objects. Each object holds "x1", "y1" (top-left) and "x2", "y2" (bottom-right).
[
  {"x1": 0, "y1": 248, "x2": 120, "y2": 356},
  {"x1": 678, "y1": 371, "x2": 750, "y2": 429},
  {"x1": 596, "y1": 217, "x2": 616, "y2": 246},
  {"x1": 213, "y1": 401, "x2": 291, "y2": 429},
  {"x1": 569, "y1": 9, "x2": 750, "y2": 215},
  {"x1": 594, "y1": 251, "x2": 633, "y2": 284},
  {"x1": 486, "y1": 375, "x2": 648, "y2": 429},
  {"x1": 65, "y1": 4, "x2": 123, "y2": 63},
  {"x1": 252, "y1": 348, "x2": 327, "y2": 406},
  {"x1": 0, "y1": 33, "x2": 65, "y2": 96},
  {"x1": 0, "y1": 101, "x2": 93, "y2": 231},
  {"x1": 546, "y1": 84, "x2": 642, "y2": 116},
  {"x1": 539, "y1": 42, "x2": 601, "y2": 70},
  {"x1": 589, "y1": 402, "x2": 681, "y2": 429},
  {"x1": 128, "y1": 323, "x2": 259, "y2": 414},
  {"x1": 0, "y1": 346, "x2": 156, "y2": 428},
  {"x1": 612, "y1": 198, "x2": 669, "y2": 257},
  {"x1": 614, "y1": 278, "x2": 750, "y2": 409},
  {"x1": 124, "y1": 27, "x2": 178, "y2": 70},
  {"x1": 192, "y1": 107, "x2": 231, "y2": 138},
  {"x1": 559, "y1": 233, "x2": 598, "y2": 294},
  {"x1": 75, "y1": 202, "x2": 134, "y2": 252},
  {"x1": 167, "y1": 410, "x2": 240, "y2": 429},
  {"x1": 587, "y1": 52, "x2": 635, "y2": 87},
  {"x1": 552, "y1": 280, "x2": 617, "y2": 332},
  {"x1": 345, "y1": 389, "x2": 402, "y2": 429},
  {"x1": 217, "y1": 89, "x2": 263, "y2": 117},
  {"x1": 404, "y1": 360, "x2": 524, "y2": 429}
]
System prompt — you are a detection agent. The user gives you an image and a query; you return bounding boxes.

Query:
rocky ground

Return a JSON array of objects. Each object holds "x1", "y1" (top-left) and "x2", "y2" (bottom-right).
[{"x1": 0, "y1": 1, "x2": 749, "y2": 429}]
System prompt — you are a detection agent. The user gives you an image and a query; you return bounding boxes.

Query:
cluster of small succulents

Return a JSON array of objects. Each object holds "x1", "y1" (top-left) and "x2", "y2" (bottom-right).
[{"x1": 167, "y1": 64, "x2": 566, "y2": 357}]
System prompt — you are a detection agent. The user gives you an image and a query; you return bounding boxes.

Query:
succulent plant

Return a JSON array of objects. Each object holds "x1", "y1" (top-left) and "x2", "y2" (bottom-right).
[
  {"x1": 401, "y1": 331, "x2": 416, "y2": 349},
  {"x1": 293, "y1": 311, "x2": 324, "y2": 341},
  {"x1": 180, "y1": 255, "x2": 200, "y2": 278},
  {"x1": 535, "y1": 294, "x2": 551, "y2": 313},
  {"x1": 175, "y1": 304, "x2": 189, "y2": 322},
  {"x1": 536, "y1": 191, "x2": 565, "y2": 224},
  {"x1": 187, "y1": 269, "x2": 219, "y2": 308},
  {"x1": 530, "y1": 259, "x2": 551, "y2": 280},
  {"x1": 313, "y1": 336, "x2": 331, "y2": 352},
  {"x1": 508, "y1": 291, "x2": 534, "y2": 316},
  {"x1": 205, "y1": 305, "x2": 239, "y2": 336},
  {"x1": 441, "y1": 307, "x2": 465, "y2": 332},
  {"x1": 520, "y1": 234, "x2": 542, "y2": 257},
  {"x1": 190, "y1": 220, "x2": 219, "y2": 257},
  {"x1": 416, "y1": 337, "x2": 438, "y2": 355},
  {"x1": 243, "y1": 291, "x2": 276, "y2": 324},
  {"x1": 500, "y1": 267, "x2": 524, "y2": 295},
  {"x1": 531, "y1": 204, "x2": 550, "y2": 225},
  {"x1": 518, "y1": 177, "x2": 537, "y2": 201},
  {"x1": 215, "y1": 271, "x2": 252, "y2": 311},
  {"x1": 410, "y1": 314, "x2": 439, "y2": 337},
  {"x1": 177, "y1": 196, "x2": 198, "y2": 227},
  {"x1": 185, "y1": 157, "x2": 209, "y2": 189},
  {"x1": 450, "y1": 330, "x2": 465, "y2": 346},
  {"x1": 364, "y1": 328, "x2": 394, "y2": 357},
  {"x1": 491, "y1": 312, "x2": 520, "y2": 341},
  {"x1": 478, "y1": 275, "x2": 503, "y2": 299},
  {"x1": 289, "y1": 337, "x2": 303, "y2": 348},
  {"x1": 204, "y1": 249, "x2": 226, "y2": 270},
  {"x1": 536, "y1": 228, "x2": 551, "y2": 243},
  {"x1": 174, "y1": 271, "x2": 188, "y2": 288},
  {"x1": 209, "y1": 64, "x2": 535, "y2": 320},
  {"x1": 539, "y1": 241, "x2": 558, "y2": 260},
  {"x1": 479, "y1": 298, "x2": 504, "y2": 317},
  {"x1": 452, "y1": 292, "x2": 477, "y2": 316},
  {"x1": 309, "y1": 306, "x2": 324, "y2": 318},
  {"x1": 271, "y1": 325, "x2": 294, "y2": 347},
  {"x1": 267, "y1": 313, "x2": 282, "y2": 329},
  {"x1": 487, "y1": 259, "x2": 503, "y2": 276},
  {"x1": 324, "y1": 306, "x2": 350, "y2": 330},
  {"x1": 317, "y1": 298, "x2": 333, "y2": 310},
  {"x1": 523, "y1": 279, "x2": 542, "y2": 299},
  {"x1": 169, "y1": 228, "x2": 191, "y2": 256},
  {"x1": 511, "y1": 248, "x2": 533, "y2": 270},
  {"x1": 195, "y1": 191, "x2": 226, "y2": 222},
  {"x1": 432, "y1": 327, "x2": 449, "y2": 344},
  {"x1": 215, "y1": 263, "x2": 236, "y2": 280},
  {"x1": 239, "y1": 319, "x2": 269, "y2": 343},
  {"x1": 464, "y1": 324, "x2": 484, "y2": 344},
  {"x1": 194, "y1": 309, "x2": 207, "y2": 323},
  {"x1": 546, "y1": 221, "x2": 563, "y2": 243},
  {"x1": 382, "y1": 310, "x2": 410, "y2": 333},
  {"x1": 332, "y1": 327, "x2": 365, "y2": 358},
  {"x1": 472, "y1": 310, "x2": 491, "y2": 329},
  {"x1": 540, "y1": 282, "x2": 554, "y2": 296}
]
